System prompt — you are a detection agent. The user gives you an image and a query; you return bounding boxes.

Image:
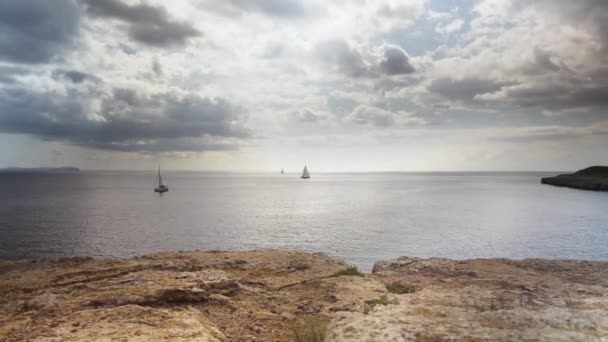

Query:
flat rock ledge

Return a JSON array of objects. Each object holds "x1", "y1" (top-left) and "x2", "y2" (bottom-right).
[{"x1": 1, "y1": 251, "x2": 607, "y2": 341}]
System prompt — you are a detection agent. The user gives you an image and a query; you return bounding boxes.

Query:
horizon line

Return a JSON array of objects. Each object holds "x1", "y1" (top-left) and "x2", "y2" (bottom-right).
[
  {"x1": 0, "y1": 166, "x2": 575, "y2": 173},
  {"x1": 76, "y1": 169, "x2": 570, "y2": 173}
]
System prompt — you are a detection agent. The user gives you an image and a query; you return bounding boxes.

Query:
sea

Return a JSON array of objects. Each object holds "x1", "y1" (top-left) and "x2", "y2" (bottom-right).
[{"x1": 1, "y1": 171, "x2": 607, "y2": 270}]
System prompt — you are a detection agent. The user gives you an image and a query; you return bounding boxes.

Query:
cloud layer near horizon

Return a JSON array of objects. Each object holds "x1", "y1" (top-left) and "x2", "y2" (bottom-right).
[{"x1": 0, "y1": 0, "x2": 606, "y2": 169}]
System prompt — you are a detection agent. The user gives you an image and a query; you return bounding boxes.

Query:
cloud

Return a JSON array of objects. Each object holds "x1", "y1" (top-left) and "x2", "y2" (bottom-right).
[
  {"x1": 435, "y1": 19, "x2": 464, "y2": 35},
  {"x1": 291, "y1": 109, "x2": 327, "y2": 123},
  {"x1": 316, "y1": 39, "x2": 368, "y2": 78},
  {"x1": 0, "y1": 65, "x2": 30, "y2": 84},
  {"x1": 457, "y1": 0, "x2": 608, "y2": 112},
  {"x1": 477, "y1": 80, "x2": 608, "y2": 111},
  {"x1": 316, "y1": 40, "x2": 415, "y2": 78},
  {"x1": 490, "y1": 123, "x2": 608, "y2": 142},
  {"x1": 1, "y1": 0, "x2": 607, "y2": 167},
  {"x1": 379, "y1": 45, "x2": 416, "y2": 75},
  {"x1": 530, "y1": 47, "x2": 560, "y2": 73},
  {"x1": 346, "y1": 105, "x2": 396, "y2": 127},
  {"x1": 427, "y1": 9, "x2": 453, "y2": 21},
  {"x1": 118, "y1": 42, "x2": 137, "y2": 55},
  {"x1": 0, "y1": 85, "x2": 251, "y2": 153},
  {"x1": 52, "y1": 69, "x2": 101, "y2": 84},
  {"x1": 81, "y1": 0, "x2": 201, "y2": 47},
  {"x1": 344, "y1": 105, "x2": 427, "y2": 128},
  {"x1": 203, "y1": 0, "x2": 320, "y2": 18},
  {"x1": 384, "y1": 0, "x2": 608, "y2": 120},
  {"x1": 112, "y1": 87, "x2": 138, "y2": 106},
  {"x1": 152, "y1": 57, "x2": 163, "y2": 77},
  {"x1": 0, "y1": 0, "x2": 80, "y2": 64},
  {"x1": 429, "y1": 78, "x2": 510, "y2": 102},
  {"x1": 511, "y1": 0, "x2": 608, "y2": 48},
  {"x1": 373, "y1": 0, "x2": 427, "y2": 32}
]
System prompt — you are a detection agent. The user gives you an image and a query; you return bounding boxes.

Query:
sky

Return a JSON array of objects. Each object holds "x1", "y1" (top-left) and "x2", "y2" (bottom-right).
[{"x1": 0, "y1": 0, "x2": 606, "y2": 171}]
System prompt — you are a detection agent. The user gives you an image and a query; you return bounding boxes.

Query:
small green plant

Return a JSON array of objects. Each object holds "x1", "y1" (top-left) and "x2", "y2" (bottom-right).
[
  {"x1": 291, "y1": 316, "x2": 328, "y2": 342},
  {"x1": 385, "y1": 281, "x2": 417, "y2": 294},
  {"x1": 365, "y1": 295, "x2": 390, "y2": 307},
  {"x1": 331, "y1": 266, "x2": 364, "y2": 277}
]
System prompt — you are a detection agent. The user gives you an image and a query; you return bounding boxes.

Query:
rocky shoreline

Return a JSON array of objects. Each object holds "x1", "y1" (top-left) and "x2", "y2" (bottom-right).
[
  {"x1": 1, "y1": 250, "x2": 607, "y2": 341},
  {"x1": 542, "y1": 166, "x2": 608, "y2": 191}
]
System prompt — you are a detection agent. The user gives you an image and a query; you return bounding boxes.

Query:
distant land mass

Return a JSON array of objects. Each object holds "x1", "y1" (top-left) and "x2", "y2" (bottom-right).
[
  {"x1": 542, "y1": 166, "x2": 608, "y2": 191},
  {"x1": 0, "y1": 167, "x2": 80, "y2": 173}
]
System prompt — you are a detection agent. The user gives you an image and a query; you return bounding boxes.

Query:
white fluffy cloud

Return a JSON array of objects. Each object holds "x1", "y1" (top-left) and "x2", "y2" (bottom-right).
[{"x1": 435, "y1": 19, "x2": 464, "y2": 35}]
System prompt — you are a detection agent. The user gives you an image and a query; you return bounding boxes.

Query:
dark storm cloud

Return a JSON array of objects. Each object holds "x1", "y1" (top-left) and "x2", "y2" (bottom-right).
[
  {"x1": 0, "y1": 0, "x2": 80, "y2": 64},
  {"x1": 0, "y1": 85, "x2": 251, "y2": 153},
  {"x1": 80, "y1": 0, "x2": 201, "y2": 47},
  {"x1": 52, "y1": 69, "x2": 101, "y2": 84},
  {"x1": 317, "y1": 40, "x2": 415, "y2": 78},
  {"x1": 429, "y1": 78, "x2": 509, "y2": 102}
]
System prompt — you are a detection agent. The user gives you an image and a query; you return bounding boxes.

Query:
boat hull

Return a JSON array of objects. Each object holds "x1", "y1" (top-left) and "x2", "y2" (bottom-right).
[{"x1": 154, "y1": 186, "x2": 169, "y2": 193}]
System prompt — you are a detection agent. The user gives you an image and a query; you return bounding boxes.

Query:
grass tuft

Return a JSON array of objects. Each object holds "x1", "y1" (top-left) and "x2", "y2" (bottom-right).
[
  {"x1": 331, "y1": 266, "x2": 364, "y2": 277},
  {"x1": 365, "y1": 295, "x2": 390, "y2": 307},
  {"x1": 291, "y1": 316, "x2": 328, "y2": 342},
  {"x1": 385, "y1": 281, "x2": 417, "y2": 294}
]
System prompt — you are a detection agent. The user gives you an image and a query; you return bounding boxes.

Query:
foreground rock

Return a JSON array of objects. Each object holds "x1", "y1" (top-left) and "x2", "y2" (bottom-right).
[
  {"x1": 330, "y1": 257, "x2": 608, "y2": 341},
  {"x1": 1, "y1": 251, "x2": 607, "y2": 341},
  {"x1": 542, "y1": 166, "x2": 608, "y2": 191}
]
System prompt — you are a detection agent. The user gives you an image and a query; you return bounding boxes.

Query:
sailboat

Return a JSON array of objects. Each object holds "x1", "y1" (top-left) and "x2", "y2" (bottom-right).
[
  {"x1": 281, "y1": 169, "x2": 284, "y2": 174},
  {"x1": 301, "y1": 165, "x2": 310, "y2": 179},
  {"x1": 154, "y1": 167, "x2": 169, "y2": 193}
]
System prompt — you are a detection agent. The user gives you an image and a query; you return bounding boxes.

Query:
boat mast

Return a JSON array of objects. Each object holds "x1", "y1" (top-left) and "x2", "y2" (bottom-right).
[{"x1": 158, "y1": 166, "x2": 163, "y2": 186}]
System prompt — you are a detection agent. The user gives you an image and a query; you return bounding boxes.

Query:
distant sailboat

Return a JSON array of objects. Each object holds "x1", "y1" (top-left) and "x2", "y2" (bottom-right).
[
  {"x1": 281, "y1": 168, "x2": 284, "y2": 174},
  {"x1": 154, "y1": 167, "x2": 169, "y2": 193},
  {"x1": 301, "y1": 165, "x2": 310, "y2": 179}
]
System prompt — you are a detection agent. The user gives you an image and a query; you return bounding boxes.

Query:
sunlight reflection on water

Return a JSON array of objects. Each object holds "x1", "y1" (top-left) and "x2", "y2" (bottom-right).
[{"x1": 1, "y1": 171, "x2": 607, "y2": 270}]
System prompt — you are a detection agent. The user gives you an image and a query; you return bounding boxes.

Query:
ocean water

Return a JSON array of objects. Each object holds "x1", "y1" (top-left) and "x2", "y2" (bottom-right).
[{"x1": 1, "y1": 171, "x2": 607, "y2": 270}]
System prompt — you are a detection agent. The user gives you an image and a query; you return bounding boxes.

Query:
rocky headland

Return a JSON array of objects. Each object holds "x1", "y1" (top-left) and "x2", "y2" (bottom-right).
[
  {"x1": 542, "y1": 166, "x2": 608, "y2": 191},
  {"x1": 1, "y1": 250, "x2": 607, "y2": 341}
]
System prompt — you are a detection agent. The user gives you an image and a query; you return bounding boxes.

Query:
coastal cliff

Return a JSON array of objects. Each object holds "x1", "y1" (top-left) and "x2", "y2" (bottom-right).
[
  {"x1": 542, "y1": 166, "x2": 608, "y2": 191},
  {"x1": 1, "y1": 251, "x2": 607, "y2": 341}
]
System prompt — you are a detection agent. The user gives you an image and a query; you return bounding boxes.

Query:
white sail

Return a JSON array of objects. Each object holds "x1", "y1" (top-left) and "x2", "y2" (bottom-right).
[
  {"x1": 154, "y1": 166, "x2": 168, "y2": 192},
  {"x1": 301, "y1": 165, "x2": 310, "y2": 179}
]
